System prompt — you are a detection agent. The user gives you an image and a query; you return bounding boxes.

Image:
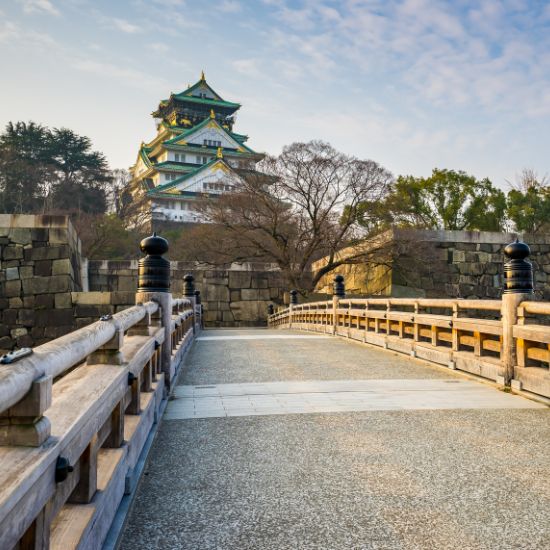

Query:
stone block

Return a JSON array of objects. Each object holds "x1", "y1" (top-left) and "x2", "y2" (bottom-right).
[
  {"x1": 51, "y1": 309, "x2": 76, "y2": 325},
  {"x1": 48, "y1": 228, "x2": 69, "y2": 243},
  {"x1": 110, "y1": 291, "x2": 135, "y2": 306},
  {"x1": 230, "y1": 290, "x2": 241, "y2": 302},
  {"x1": 228, "y1": 272, "x2": 251, "y2": 289},
  {"x1": 35, "y1": 294, "x2": 54, "y2": 309},
  {"x1": 251, "y1": 277, "x2": 268, "y2": 289},
  {"x1": 5, "y1": 267, "x2": 19, "y2": 280},
  {"x1": 0, "y1": 325, "x2": 8, "y2": 337},
  {"x1": 54, "y1": 292, "x2": 72, "y2": 309},
  {"x1": 30, "y1": 228, "x2": 49, "y2": 241},
  {"x1": 118, "y1": 276, "x2": 137, "y2": 292},
  {"x1": 75, "y1": 304, "x2": 111, "y2": 317},
  {"x1": 22, "y1": 275, "x2": 71, "y2": 294},
  {"x1": 16, "y1": 334, "x2": 33, "y2": 347},
  {"x1": 31, "y1": 326, "x2": 45, "y2": 339},
  {"x1": 0, "y1": 336, "x2": 14, "y2": 351},
  {"x1": 229, "y1": 300, "x2": 266, "y2": 322},
  {"x1": 3, "y1": 246, "x2": 23, "y2": 260},
  {"x1": 71, "y1": 291, "x2": 112, "y2": 305},
  {"x1": 222, "y1": 311, "x2": 235, "y2": 322},
  {"x1": 24, "y1": 245, "x2": 69, "y2": 261},
  {"x1": 8, "y1": 297, "x2": 23, "y2": 308},
  {"x1": 34, "y1": 260, "x2": 52, "y2": 277},
  {"x1": 241, "y1": 288, "x2": 260, "y2": 300},
  {"x1": 19, "y1": 265, "x2": 33, "y2": 279},
  {"x1": 8, "y1": 228, "x2": 31, "y2": 244},
  {"x1": 204, "y1": 310, "x2": 221, "y2": 322},
  {"x1": 452, "y1": 250, "x2": 466, "y2": 263},
  {"x1": 4, "y1": 280, "x2": 21, "y2": 297},
  {"x1": 204, "y1": 284, "x2": 229, "y2": 302},
  {"x1": 18, "y1": 309, "x2": 35, "y2": 326},
  {"x1": 10, "y1": 327, "x2": 28, "y2": 338},
  {"x1": 52, "y1": 258, "x2": 72, "y2": 275},
  {"x1": 2, "y1": 309, "x2": 17, "y2": 325}
]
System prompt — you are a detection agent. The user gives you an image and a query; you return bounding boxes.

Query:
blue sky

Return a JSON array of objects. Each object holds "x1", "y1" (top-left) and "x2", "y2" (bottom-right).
[{"x1": 1, "y1": 0, "x2": 549, "y2": 188}]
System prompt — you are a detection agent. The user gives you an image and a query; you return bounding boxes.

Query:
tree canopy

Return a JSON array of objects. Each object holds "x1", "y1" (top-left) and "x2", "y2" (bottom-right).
[
  {"x1": 175, "y1": 140, "x2": 395, "y2": 290},
  {"x1": 0, "y1": 121, "x2": 111, "y2": 215},
  {"x1": 357, "y1": 168, "x2": 507, "y2": 232}
]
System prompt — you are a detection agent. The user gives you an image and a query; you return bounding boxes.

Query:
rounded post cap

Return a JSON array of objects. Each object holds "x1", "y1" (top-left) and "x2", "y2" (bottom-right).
[
  {"x1": 140, "y1": 232, "x2": 168, "y2": 255},
  {"x1": 183, "y1": 273, "x2": 195, "y2": 282},
  {"x1": 504, "y1": 238, "x2": 530, "y2": 261},
  {"x1": 334, "y1": 274, "x2": 344, "y2": 283},
  {"x1": 290, "y1": 289, "x2": 297, "y2": 296}
]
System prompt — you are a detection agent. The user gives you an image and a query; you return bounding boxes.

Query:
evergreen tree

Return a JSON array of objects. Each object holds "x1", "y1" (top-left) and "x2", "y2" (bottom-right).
[{"x1": 0, "y1": 121, "x2": 110, "y2": 214}]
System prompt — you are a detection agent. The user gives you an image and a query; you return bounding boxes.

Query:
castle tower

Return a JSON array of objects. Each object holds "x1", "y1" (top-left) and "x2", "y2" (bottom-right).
[{"x1": 129, "y1": 72, "x2": 263, "y2": 226}]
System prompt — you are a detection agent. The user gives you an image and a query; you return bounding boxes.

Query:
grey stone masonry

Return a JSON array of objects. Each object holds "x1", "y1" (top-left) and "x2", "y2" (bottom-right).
[
  {"x1": 314, "y1": 228, "x2": 550, "y2": 300},
  {"x1": 0, "y1": 215, "x2": 83, "y2": 352},
  {"x1": 88, "y1": 260, "x2": 286, "y2": 327}
]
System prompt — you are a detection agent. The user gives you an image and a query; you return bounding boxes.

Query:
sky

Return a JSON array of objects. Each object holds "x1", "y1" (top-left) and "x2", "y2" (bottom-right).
[{"x1": 0, "y1": 0, "x2": 549, "y2": 188}]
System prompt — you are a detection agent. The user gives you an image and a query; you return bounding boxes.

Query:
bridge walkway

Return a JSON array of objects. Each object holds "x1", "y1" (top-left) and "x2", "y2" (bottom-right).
[{"x1": 120, "y1": 328, "x2": 549, "y2": 550}]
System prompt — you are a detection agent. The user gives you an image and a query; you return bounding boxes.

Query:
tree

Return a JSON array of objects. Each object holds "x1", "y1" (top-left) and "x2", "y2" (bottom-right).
[
  {"x1": 378, "y1": 169, "x2": 506, "y2": 231},
  {"x1": 0, "y1": 121, "x2": 55, "y2": 213},
  {"x1": 506, "y1": 170, "x2": 550, "y2": 234},
  {"x1": 49, "y1": 128, "x2": 110, "y2": 214},
  {"x1": 0, "y1": 121, "x2": 111, "y2": 215},
  {"x1": 184, "y1": 140, "x2": 394, "y2": 291}
]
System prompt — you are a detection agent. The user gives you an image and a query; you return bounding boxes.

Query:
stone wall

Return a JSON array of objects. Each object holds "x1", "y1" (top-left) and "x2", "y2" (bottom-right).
[
  {"x1": 314, "y1": 229, "x2": 550, "y2": 300},
  {"x1": 88, "y1": 260, "x2": 286, "y2": 327},
  {"x1": 0, "y1": 215, "x2": 83, "y2": 351}
]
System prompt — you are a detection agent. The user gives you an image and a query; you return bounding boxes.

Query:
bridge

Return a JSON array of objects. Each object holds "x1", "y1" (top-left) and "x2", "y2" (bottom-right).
[{"x1": 0, "y1": 237, "x2": 549, "y2": 549}]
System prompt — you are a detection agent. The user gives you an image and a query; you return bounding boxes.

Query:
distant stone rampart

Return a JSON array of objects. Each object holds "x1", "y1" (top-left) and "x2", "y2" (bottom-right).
[{"x1": 313, "y1": 228, "x2": 550, "y2": 301}]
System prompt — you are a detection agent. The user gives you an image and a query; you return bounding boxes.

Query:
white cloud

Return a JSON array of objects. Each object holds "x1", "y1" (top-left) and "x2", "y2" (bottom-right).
[
  {"x1": 0, "y1": 21, "x2": 19, "y2": 43},
  {"x1": 19, "y1": 0, "x2": 60, "y2": 16},
  {"x1": 150, "y1": 42, "x2": 170, "y2": 53},
  {"x1": 111, "y1": 18, "x2": 141, "y2": 34},
  {"x1": 232, "y1": 58, "x2": 262, "y2": 77},
  {"x1": 219, "y1": 0, "x2": 241, "y2": 13}
]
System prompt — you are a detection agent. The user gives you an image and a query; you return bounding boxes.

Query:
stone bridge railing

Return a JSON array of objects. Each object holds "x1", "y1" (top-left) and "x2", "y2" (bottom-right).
[
  {"x1": 0, "y1": 235, "x2": 199, "y2": 549},
  {"x1": 269, "y1": 241, "x2": 550, "y2": 402}
]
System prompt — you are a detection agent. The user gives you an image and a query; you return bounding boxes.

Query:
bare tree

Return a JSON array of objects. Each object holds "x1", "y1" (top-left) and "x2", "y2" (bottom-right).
[{"x1": 191, "y1": 140, "x2": 394, "y2": 291}]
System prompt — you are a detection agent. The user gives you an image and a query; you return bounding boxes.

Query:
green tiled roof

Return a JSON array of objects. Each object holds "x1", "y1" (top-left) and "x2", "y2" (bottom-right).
[
  {"x1": 163, "y1": 116, "x2": 256, "y2": 154},
  {"x1": 154, "y1": 161, "x2": 197, "y2": 172},
  {"x1": 147, "y1": 158, "x2": 233, "y2": 195},
  {"x1": 172, "y1": 94, "x2": 240, "y2": 109}
]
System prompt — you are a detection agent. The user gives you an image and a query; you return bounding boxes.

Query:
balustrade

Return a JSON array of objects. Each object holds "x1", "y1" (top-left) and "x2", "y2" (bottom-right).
[
  {"x1": 268, "y1": 239, "x2": 549, "y2": 401},
  {"x1": 0, "y1": 234, "x2": 199, "y2": 550}
]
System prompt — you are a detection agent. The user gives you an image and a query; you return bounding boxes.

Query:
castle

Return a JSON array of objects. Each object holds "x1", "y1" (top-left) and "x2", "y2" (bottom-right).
[{"x1": 129, "y1": 72, "x2": 263, "y2": 226}]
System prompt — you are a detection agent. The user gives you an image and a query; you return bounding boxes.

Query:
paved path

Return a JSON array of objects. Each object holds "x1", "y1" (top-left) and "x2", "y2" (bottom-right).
[{"x1": 121, "y1": 329, "x2": 550, "y2": 550}]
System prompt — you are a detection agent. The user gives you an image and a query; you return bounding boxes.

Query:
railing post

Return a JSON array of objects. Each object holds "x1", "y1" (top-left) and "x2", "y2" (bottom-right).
[
  {"x1": 184, "y1": 274, "x2": 197, "y2": 333},
  {"x1": 135, "y1": 233, "x2": 173, "y2": 387},
  {"x1": 289, "y1": 290, "x2": 298, "y2": 329},
  {"x1": 332, "y1": 275, "x2": 345, "y2": 335},
  {"x1": 267, "y1": 304, "x2": 274, "y2": 327},
  {"x1": 501, "y1": 239, "x2": 534, "y2": 386},
  {"x1": 195, "y1": 290, "x2": 203, "y2": 330}
]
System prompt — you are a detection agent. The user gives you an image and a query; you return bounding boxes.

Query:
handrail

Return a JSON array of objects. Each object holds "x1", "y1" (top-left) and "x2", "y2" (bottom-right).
[{"x1": 0, "y1": 302, "x2": 158, "y2": 414}]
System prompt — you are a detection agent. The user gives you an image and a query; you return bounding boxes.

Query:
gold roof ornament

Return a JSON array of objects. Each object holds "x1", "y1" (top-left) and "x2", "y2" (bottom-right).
[
  {"x1": 200, "y1": 70, "x2": 205, "y2": 81},
  {"x1": 210, "y1": 109, "x2": 215, "y2": 119},
  {"x1": 216, "y1": 147, "x2": 223, "y2": 159}
]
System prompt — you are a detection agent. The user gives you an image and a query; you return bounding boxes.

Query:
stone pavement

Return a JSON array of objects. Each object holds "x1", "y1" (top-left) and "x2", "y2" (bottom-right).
[{"x1": 120, "y1": 329, "x2": 550, "y2": 550}]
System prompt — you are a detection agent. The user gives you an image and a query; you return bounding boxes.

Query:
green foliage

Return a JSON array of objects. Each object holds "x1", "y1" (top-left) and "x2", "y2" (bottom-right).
[
  {"x1": 507, "y1": 184, "x2": 550, "y2": 234},
  {"x1": 0, "y1": 121, "x2": 111, "y2": 215},
  {"x1": 355, "y1": 168, "x2": 506, "y2": 232}
]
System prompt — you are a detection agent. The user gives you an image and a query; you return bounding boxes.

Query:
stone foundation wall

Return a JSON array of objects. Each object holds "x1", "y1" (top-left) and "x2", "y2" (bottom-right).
[
  {"x1": 0, "y1": 215, "x2": 83, "y2": 351},
  {"x1": 88, "y1": 260, "x2": 286, "y2": 327},
  {"x1": 314, "y1": 229, "x2": 550, "y2": 300}
]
